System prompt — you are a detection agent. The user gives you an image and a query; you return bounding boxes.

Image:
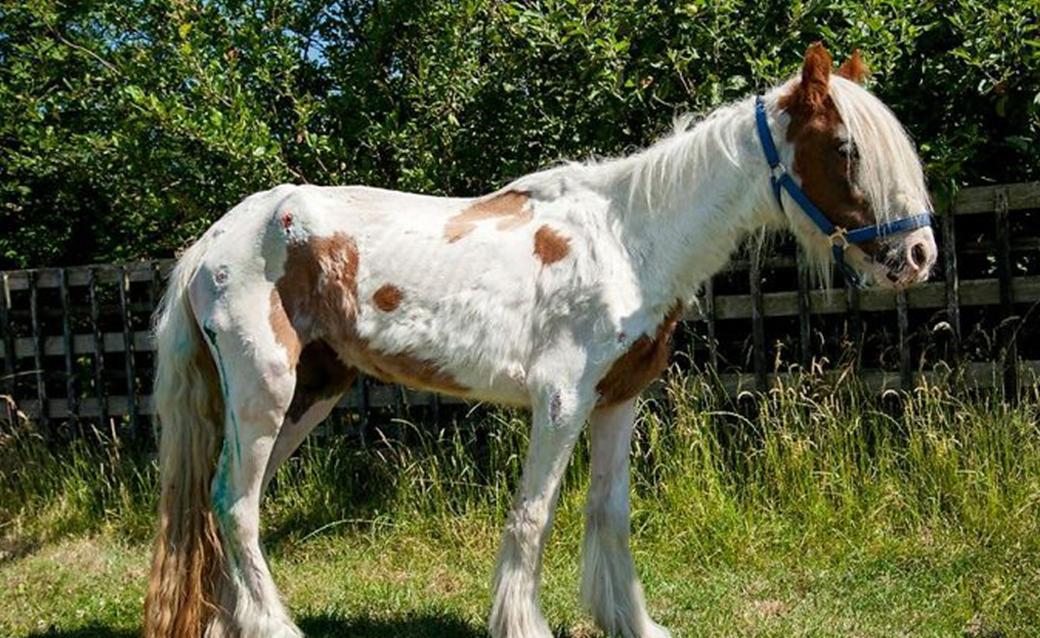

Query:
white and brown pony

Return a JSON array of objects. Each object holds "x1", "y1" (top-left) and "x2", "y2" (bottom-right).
[{"x1": 144, "y1": 43, "x2": 937, "y2": 638}]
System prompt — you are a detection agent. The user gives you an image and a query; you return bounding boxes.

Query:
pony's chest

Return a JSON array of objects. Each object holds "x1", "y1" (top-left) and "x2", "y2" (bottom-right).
[{"x1": 594, "y1": 302, "x2": 684, "y2": 406}]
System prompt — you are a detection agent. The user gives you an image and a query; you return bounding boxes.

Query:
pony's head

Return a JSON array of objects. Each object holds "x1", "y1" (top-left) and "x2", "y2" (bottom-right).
[{"x1": 774, "y1": 43, "x2": 937, "y2": 288}]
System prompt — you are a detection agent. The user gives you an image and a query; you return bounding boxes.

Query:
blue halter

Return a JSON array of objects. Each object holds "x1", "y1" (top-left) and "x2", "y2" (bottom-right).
[{"x1": 754, "y1": 95, "x2": 932, "y2": 288}]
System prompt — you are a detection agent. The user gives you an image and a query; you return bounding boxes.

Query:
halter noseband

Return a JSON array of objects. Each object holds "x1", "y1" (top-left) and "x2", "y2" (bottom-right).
[{"x1": 754, "y1": 95, "x2": 932, "y2": 288}]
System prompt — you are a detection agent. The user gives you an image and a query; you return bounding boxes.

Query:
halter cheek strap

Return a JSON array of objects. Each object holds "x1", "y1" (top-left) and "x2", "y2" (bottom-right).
[{"x1": 754, "y1": 95, "x2": 932, "y2": 288}]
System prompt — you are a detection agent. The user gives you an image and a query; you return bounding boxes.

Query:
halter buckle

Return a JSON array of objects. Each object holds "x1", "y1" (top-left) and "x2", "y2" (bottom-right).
[
  {"x1": 829, "y1": 227, "x2": 850, "y2": 249},
  {"x1": 769, "y1": 162, "x2": 788, "y2": 181}
]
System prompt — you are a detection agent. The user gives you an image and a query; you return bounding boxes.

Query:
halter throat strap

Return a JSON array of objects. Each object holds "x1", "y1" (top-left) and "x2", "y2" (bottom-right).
[{"x1": 754, "y1": 95, "x2": 932, "y2": 288}]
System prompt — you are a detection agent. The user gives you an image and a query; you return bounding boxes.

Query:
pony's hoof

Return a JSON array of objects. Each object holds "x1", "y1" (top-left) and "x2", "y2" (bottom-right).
[
  {"x1": 205, "y1": 614, "x2": 303, "y2": 638},
  {"x1": 644, "y1": 621, "x2": 672, "y2": 638},
  {"x1": 488, "y1": 608, "x2": 553, "y2": 638}
]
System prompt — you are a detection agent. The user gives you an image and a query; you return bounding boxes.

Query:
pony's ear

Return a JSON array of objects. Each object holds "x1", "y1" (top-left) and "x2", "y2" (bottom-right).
[
  {"x1": 795, "y1": 42, "x2": 833, "y2": 111},
  {"x1": 837, "y1": 49, "x2": 868, "y2": 84}
]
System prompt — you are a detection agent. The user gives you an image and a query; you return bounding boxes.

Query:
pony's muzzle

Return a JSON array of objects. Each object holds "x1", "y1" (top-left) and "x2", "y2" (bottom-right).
[
  {"x1": 882, "y1": 226, "x2": 937, "y2": 286},
  {"x1": 904, "y1": 226, "x2": 937, "y2": 280}
]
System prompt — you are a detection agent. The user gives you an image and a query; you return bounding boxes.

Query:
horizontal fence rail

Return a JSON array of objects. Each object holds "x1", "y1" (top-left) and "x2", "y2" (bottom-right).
[{"x1": 2, "y1": 182, "x2": 1039, "y2": 436}]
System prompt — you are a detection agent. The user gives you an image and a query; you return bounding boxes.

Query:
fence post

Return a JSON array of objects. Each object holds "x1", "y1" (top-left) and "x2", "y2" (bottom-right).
[
  {"x1": 896, "y1": 291, "x2": 912, "y2": 390},
  {"x1": 994, "y1": 188, "x2": 1018, "y2": 399},
  {"x1": 0, "y1": 273, "x2": 15, "y2": 399},
  {"x1": 703, "y1": 276, "x2": 718, "y2": 370},
  {"x1": 89, "y1": 267, "x2": 109, "y2": 427},
  {"x1": 941, "y1": 200, "x2": 961, "y2": 362},
  {"x1": 795, "y1": 244, "x2": 812, "y2": 368},
  {"x1": 59, "y1": 268, "x2": 79, "y2": 432},
  {"x1": 749, "y1": 246, "x2": 767, "y2": 390},
  {"x1": 355, "y1": 376, "x2": 369, "y2": 444},
  {"x1": 845, "y1": 284, "x2": 862, "y2": 367},
  {"x1": 118, "y1": 266, "x2": 139, "y2": 440},
  {"x1": 28, "y1": 270, "x2": 49, "y2": 428}
]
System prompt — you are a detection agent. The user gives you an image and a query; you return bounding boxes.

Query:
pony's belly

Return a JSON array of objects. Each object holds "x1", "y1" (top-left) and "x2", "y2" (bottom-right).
[{"x1": 331, "y1": 333, "x2": 531, "y2": 407}]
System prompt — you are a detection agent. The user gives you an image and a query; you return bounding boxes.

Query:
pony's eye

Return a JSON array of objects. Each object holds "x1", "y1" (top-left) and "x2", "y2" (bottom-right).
[{"x1": 837, "y1": 141, "x2": 858, "y2": 160}]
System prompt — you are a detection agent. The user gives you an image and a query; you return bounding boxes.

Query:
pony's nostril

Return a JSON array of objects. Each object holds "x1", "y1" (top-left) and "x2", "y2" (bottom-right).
[{"x1": 909, "y1": 242, "x2": 928, "y2": 270}]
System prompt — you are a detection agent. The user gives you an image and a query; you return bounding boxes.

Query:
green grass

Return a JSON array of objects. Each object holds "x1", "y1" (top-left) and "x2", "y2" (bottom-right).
[{"x1": 2, "y1": 368, "x2": 1039, "y2": 637}]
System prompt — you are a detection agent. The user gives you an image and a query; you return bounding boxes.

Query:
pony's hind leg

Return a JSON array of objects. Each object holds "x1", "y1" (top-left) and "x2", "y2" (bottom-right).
[
  {"x1": 262, "y1": 340, "x2": 357, "y2": 490},
  {"x1": 582, "y1": 399, "x2": 670, "y2": 638},
  {"x1": 197, "y1": 301, "x2": 300, "y2": 638}
]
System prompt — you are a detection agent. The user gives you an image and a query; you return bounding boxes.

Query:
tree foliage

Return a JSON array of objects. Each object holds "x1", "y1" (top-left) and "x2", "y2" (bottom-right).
[{"x1": 1, "y1": 0, "x2": 1038, "y2": 268}]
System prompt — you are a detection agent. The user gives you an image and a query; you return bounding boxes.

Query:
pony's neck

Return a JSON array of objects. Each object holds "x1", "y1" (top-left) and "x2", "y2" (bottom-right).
[{"x1": 591, "y1": 96, "x2": 783, "y2": 312}]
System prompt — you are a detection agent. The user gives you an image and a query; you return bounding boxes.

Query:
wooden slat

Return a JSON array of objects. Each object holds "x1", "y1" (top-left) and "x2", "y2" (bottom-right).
[
  {"x1": 3, "y1": 261, "x2": 175, "y2": 291},
  {"x1": 959, "y1": 236, "x2": 1040, "y2": 254},
  {"x1": 10, "y1": 383, "x2": 468, "y2": 419},
  {"x1": 714, "y1": 361, "x2": 1040, "y2": 396},
  {"x1": 952, "y1": 181, "x2": 1040, "y2": 215},
  {"x1": 5, "y1": 331, "x2": 154, "y2": 359},
  {"x1": 684, "y1": 275, "x2": 1040, "y2": 321}
]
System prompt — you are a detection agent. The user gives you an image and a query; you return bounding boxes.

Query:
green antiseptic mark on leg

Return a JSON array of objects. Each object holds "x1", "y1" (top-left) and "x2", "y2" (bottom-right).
[
  {"x1": 202, "y1": 323, "x2": 242, "y2": 465},
  {"x1": 211, "y1": 442, "x2": 240, "y2": 563},
  {"x1": 203, "y1": 323, "x2": 243, "y2": 567}
]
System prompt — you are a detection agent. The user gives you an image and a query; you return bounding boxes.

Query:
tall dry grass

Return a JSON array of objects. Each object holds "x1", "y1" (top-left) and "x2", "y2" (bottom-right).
[{"x1": 1, "y1": 366, "x2": 1037, "y2": 559}]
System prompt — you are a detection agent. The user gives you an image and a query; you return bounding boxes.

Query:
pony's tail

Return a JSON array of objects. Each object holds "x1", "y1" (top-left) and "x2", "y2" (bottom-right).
[{"x1": 143, "y1": 235, "x2": 225, "y2": 638}]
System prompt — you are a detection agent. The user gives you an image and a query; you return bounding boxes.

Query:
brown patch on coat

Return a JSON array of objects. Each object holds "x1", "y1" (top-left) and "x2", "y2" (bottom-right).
[
  {"x1": 269, "y1": 288, "x2": 302, "y2": 368},
  {"x1": 346, "y1": 344, "x2": 469, "y2": 396},
  {"x1": 444, "y1": 190, "x2": 532, "y2": 242},
  {"x1": 779, "y1": 42, "x2": 878, "y2": 254},
  {"x1": 596, "y1": 303, "x2": 683, "y2": 406},
  {"x1": 286, "y1": 340, "x2": 356, "y2": 423},
  {"x1": 533, "y1": 225, "x2": 570, "y2": 265},
  {"x1": 275, "y1": 231, "x2": 468, "y2": 397},
  {"x1": 276, "y1": 231, "x2": 360, "y2": 343},
  {"x1": 837, "y1": 49, "x2": 868, "y2": 84},
  {"x1": 373, "y1": 284, "x2": 403, "y2": 312}
]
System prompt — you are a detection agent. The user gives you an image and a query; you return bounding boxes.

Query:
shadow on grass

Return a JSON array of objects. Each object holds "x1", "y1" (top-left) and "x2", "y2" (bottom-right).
[
  {"x1": 299, "y1": 612, "x2": 487, "y2": 638},
  {"x1": 24, "y1": 626, "x2": 136, "y2": 638},
  {"x1": 20, "y1": 613, "x2": 487, "y2": 638}
]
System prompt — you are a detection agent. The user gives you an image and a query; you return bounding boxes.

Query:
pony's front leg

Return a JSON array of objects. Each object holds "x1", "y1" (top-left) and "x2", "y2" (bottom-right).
[
  {"x1": 490, "y1": 387, "x2": 593, "y2": 638},
  {"x1": 582, "y1": 399, "x2": 670, "y2": 638}
]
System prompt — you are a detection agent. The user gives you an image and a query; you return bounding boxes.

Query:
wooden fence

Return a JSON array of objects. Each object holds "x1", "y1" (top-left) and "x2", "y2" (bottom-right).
[{"x1": 2, "y1": 181, "x2": 1039, "y2": 439}]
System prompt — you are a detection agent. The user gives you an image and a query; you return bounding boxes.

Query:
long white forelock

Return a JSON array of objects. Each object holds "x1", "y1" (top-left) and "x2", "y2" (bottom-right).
[{"x1": 827, "y1": 76, "x2": 931, "y2": 224}]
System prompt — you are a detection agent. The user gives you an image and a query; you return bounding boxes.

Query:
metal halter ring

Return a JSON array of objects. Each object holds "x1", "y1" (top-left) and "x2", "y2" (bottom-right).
[{"x1": 829, "y1": 227, "x2": 850, "y2": 249}]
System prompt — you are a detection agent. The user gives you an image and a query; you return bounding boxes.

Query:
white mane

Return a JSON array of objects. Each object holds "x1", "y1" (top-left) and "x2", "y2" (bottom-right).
[
  {"x1": 539, "y1": 74, "x2": 931, "y2": 228},
  {"x1": 592, "y1": 98, "x2": 754, "y2": 215}
]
